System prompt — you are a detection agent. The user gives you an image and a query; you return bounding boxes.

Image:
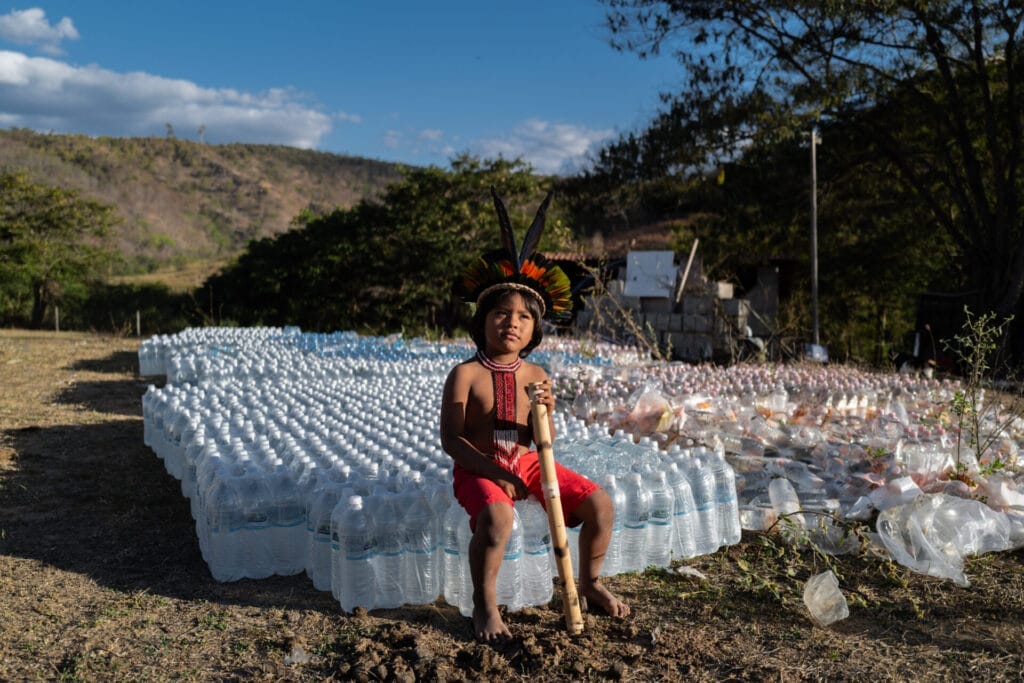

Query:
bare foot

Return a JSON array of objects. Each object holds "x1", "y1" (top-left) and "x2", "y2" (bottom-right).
[
  {"x1": 473, "y1": 605, "x2": 511, "y2": 643},
  {"x1": 581, "y1": 581, "x2": 630, "y2": 618}
]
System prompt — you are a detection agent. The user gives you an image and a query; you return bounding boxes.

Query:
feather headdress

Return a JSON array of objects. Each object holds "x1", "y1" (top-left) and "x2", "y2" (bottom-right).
[{"x1": 460, "y1": 188, "x2": 572, "y2": 320}]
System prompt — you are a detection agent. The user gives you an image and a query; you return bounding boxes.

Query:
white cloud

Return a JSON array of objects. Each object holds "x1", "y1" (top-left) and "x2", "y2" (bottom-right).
[
  {"x1": 0, "y1": 9, "x2": 78, "y2": 56},
  {"x1": 0, "y1": 50, "x2": 336, "y2": 147},
  {"x1": 475, "y1": 118, "x2": 614, "y2": 175},
  {"x1": 383, "y1": 127, "x2": 447, "y2": 155}
]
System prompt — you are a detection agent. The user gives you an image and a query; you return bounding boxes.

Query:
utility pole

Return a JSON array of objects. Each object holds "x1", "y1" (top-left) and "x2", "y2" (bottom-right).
[{"x1": 810, "y1": 127, "x2": 821, "y2": 347}]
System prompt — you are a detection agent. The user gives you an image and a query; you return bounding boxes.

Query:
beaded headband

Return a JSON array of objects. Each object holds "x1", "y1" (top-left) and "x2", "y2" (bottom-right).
[{"x1": 460, "y1": 188, "x2": 572, "y2": 320}]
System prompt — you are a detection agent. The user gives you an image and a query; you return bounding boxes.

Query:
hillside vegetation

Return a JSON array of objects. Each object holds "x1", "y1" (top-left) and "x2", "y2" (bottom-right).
[{"x1": 0, "y1": 128, "x2": 403, "y2": 273}]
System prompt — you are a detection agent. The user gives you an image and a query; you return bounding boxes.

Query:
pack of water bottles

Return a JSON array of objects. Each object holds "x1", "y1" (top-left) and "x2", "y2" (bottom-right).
[{"x1": 140, "y1": 327, "x2": 742, "y2": 613}]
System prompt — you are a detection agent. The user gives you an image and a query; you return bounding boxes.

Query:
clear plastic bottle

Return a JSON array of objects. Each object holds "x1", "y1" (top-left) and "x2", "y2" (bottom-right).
[
  {"x1": 456, "y1": 511, "x2": 474, "y2": 617},
  {"x1": 306, "y1": 474, "x2": 351, "y2": 592},
  {"x1": 442, "y1": 500, "x2": 468, "y2": 610},
  {"x1": 267, "y1": 461, "x2": 306, "y2": 576},
  {"x1": 400, "y1": 474, "x2": 440, "y2": 605},
  {"x1": 236, "y1": 471, "x2": 274, "y2": 579},
  {"x1": 709, "y1": 451, "x2": 742, "y2": 548},
  {"x1": 620, "y1": 472, "x2": 651, "y2": 573},
  {"x1": 666, "y1": 463, "x2": 697, "y2": 560},
  {"x1": 565, "y1": 522, "x2": 581, "y2": 579},
  {"x1": 334, "y1": 495, "x2": 378, "y2": 613},
  {"x1": 687, "y1": 454, "x2": 719, "y2": 556},
  {"x1": 181, "y1": 431, "x2": 207, "y2": 499},
  {"x1": 645, "y1": 470, "x2": 674, "y2": 568},
  {"x1": 372, "y1": 492, "x2": 405, "y2": 608},
  {"x1": 516, "y1": 497, "x2": 553, "y2": 606},
  {"x1": 495, "y1": 505, "x2": 524, "y2": 612},
  {"x1": 600, "y1": 474, "x2": 625, "y2": 576},
  {"x1": 770, "y1": 382, "x2": 789, "y2": 417},
  {"x1": 768, "y1": 476, "x2": 805, "y2": 539},
  {"x1": 203, "y1": 474, "x2": 246, "y2": 581}
]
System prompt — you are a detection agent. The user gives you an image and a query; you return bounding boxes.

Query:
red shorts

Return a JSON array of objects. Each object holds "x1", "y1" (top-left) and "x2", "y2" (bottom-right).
[{"x1": 452, "y1": 450, "x2": 600, "y2": 531}]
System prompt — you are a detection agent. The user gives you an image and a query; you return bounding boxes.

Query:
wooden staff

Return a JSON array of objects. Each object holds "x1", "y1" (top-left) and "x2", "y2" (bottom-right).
[{"x1": 528, "y1": 381, "x2": 584, "y2": 635}]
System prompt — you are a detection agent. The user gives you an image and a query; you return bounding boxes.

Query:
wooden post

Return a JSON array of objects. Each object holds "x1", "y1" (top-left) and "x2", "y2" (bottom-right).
[
  {"x1": 528, "y1": 382, "x2": 584, "y2": 635},
  {"x1": 55, "y1": 305, "x2": 60, "y2": 333},
  {"x1": 673, "y1": 238, "x2": 700, "y2": 305},
  {"x1": 136, "y1": 310, "x2": 141, "y2": 337}
]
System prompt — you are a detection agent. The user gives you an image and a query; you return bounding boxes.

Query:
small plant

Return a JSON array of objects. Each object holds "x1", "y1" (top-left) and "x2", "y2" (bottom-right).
[
  {"x1": 865, "y1": 445, "x2": 887, "y2": 461},
  {"x1": 574, "y1": 258, "x2": 671, "y2": 361},
  {"x1": 197, "y1": 609, "x2": 229, "y2": 632},
  {"x1": 943, "y1": 307, "x2": 1024, "y2": 473}
]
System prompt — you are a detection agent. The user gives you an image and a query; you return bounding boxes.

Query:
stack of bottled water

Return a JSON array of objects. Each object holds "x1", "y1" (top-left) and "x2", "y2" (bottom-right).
[
  {"x1": 140, "y1": 327, "x2": 742, "y2": 613},
  {"x1": 138, "y1": 326, "x2": 302, "y2": 379},
  {"x1": 548, "y1": 411, "x2": 742, "y2": 573}
]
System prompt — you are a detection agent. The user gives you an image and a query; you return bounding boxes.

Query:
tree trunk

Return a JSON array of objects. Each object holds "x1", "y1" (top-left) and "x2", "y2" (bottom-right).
[
  {"x1": 30, "y1": 281, "x2": 46, "y2": 329},
  {"x1": 874, "y1": 305, "x2": 887, "y2": 367}
]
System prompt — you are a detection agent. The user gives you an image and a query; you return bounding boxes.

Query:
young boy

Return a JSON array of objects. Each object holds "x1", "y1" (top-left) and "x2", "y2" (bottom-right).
[{"x1": 441, "y1": 198, "x2": 630, "y2": 641}]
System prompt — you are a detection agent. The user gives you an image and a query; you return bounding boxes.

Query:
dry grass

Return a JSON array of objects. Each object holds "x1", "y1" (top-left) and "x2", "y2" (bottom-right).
[
  {"x1": 108, "y1": 258, "x2": 232, "y2": 293},
  {"x1": 2, "y1": 329, "x2": 1024, "y2": 681}
]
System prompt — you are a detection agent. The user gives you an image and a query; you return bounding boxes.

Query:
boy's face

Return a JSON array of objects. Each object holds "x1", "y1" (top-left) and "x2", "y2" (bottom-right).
[{"x1": 484, "y1": 292, "x2": 535, "y2": 357}]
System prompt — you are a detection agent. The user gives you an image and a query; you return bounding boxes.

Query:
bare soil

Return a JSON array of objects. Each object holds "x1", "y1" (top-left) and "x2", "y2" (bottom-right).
[{"x1": 2, "y1": 329, "x2": 1023, "y2": 682}]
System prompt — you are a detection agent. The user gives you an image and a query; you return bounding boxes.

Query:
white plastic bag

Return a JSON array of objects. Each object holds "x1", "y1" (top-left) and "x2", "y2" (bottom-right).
[
  {"x1": 876, "y1": 493, "x2": 1011, "y2": 587},
  {"x1": 803, "y1": 570, "x2": 849, "y2": 626}
]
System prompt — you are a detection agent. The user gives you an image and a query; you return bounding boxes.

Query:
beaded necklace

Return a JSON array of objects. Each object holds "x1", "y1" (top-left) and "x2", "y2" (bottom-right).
[{"x1": 476, "y1": 350, "x2": 521, "y2": 470}]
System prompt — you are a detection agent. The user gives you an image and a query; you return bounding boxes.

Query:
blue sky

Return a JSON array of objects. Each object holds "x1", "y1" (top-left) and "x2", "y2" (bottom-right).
[{"x1": 0, "y1": 3, "x2": 681, "y2": 174}]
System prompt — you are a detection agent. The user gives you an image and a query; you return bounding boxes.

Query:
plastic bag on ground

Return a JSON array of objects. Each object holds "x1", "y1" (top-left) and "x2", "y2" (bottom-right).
[
  {"x1": 898, "y1": 442, "x2": 954, "y2": 487},
  {"x1": 1005, "y1": 510, "x2": 1024, "y2": 550},
  {"x1": 803, "y1": 570, "x2": 849, "y2": 626},
  {"x1": 979, "y1": 475, "x2": 1024, "y2": 511},
  {"x1": 868, "y1": 476, "x2": 923, "y2": 511},
  {"x1": 876, "y1": 493, "x2": 1012, "y2": 587},
  {"x1": 622, "y1": 380, "x2": 674, "y2": 434}
]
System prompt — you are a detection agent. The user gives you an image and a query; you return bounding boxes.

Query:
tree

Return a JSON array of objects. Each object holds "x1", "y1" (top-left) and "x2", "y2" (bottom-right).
[
  {"x1": 202, "y1": 155, "x2": 566, "y2": 334},
  {"x1": 0, "y1": 172, "x2": 119, "y2": 327},
  {"x1": 604, "y1": 1, "x2": 1024, "y2": 324}
]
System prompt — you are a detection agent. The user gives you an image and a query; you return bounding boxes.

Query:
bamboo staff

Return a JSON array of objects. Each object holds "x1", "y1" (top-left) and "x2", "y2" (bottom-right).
[{"x1": 528, "y1": 381, "x2": 584, "y2": 635}]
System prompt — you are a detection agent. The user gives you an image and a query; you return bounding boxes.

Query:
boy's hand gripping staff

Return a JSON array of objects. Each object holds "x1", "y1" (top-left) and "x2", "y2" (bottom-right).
[{"x1": 528, "y1": 382, "x2": 585, "y2": 635}]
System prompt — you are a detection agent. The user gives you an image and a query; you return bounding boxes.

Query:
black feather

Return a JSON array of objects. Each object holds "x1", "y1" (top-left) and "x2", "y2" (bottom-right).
[
  {"x1": 490, "y1": 187, "x2": 519, "y2": 269},
  {"x1": 519, "y1": 191, "x2": 552, "y2": 264}
]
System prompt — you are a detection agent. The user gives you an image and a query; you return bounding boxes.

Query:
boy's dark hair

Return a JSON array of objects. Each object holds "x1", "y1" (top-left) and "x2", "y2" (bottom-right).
[{"x1": 470, "y1": 288, "x2": 544, "y2": 358}]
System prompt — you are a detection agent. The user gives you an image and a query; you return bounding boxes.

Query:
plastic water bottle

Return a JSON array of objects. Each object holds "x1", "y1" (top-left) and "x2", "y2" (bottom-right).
[
  {"x1": 236, "y1": 472, "x2": 274, "y2": 579},
  {"x1": 620, "y1": 472, "x2": 651, "y2": 572},
  {"x1": 516, "y1": 497, "x2": 553, "y2": 606},
  {"x1": 600, "y1": 474, "x2": 625, "y2": 576},
  {"x1": 495, "y1": 505, "x2": 524, "y2": 611},
  {"x1": 565, "y1": 522, "x2": 581, "y2": 580},
  {"x1": 709, "y1": 451, "x2": 742, "y2": 547},
  {"x1": 203, "y1": 475, "x2": 246, "y2": 581},
  {"x1": 768, "y1": 477, "x2": 805, "y2": 539},
  {"x1": 770, "y1": 382, "x2": 788, "y2": 417},
  {"x1": 456, "y1": 511, "x2": 474, "y2": 617},
  {"x1": 334, "y1": 495, "x2": 377, "y2": 613},
  {"x1": 400, "y1": 475, "x2": 440, "y2": 605},
  {"x1": 372, "y1": 492, "x2": 405, "y2": 608},
  {"x1": 442, "y1": 500, "x2": 468, "y2": 610},
  {"x1": 645, "y1": 470, "x2": 674, "y2": 568},
  {"x1": 306, "y1": 477, "x2": 350, "y2": 591},
  {"x1": 666, "y1": 463, "x2": 698, "y2": 560},
  {"x1": 268, "y1": 462, "x2": 306, "y2": 575},
  {"x1": 687, "y1": 454, "x2": 719, "y2": 556}
]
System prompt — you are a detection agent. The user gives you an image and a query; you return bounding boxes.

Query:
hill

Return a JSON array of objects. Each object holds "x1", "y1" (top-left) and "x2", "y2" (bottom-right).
[{"x1": 0, "y1": 128, "x2": 404, "y2": 274}]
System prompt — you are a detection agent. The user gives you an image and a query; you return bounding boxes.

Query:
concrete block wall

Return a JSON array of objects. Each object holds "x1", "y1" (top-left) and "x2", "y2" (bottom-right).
[{"x1": 576, "y1": 274, "x2": 771, "y2": 362}]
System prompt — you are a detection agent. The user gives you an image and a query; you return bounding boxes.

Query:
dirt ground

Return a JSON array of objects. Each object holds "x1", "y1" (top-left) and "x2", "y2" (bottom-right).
[{"x1": 2, "y1": 329, "x2": 1024, "y2": 682}]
